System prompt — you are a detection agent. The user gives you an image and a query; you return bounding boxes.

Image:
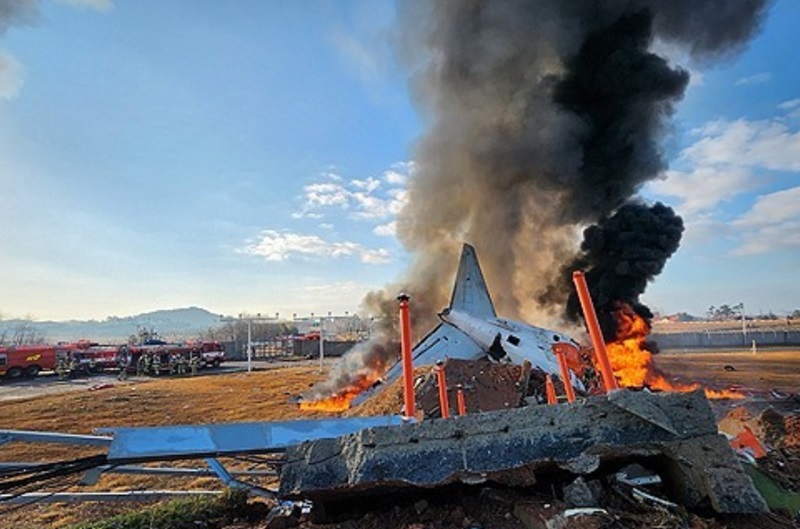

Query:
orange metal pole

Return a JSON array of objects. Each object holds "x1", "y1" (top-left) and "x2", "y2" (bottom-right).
[
  {"x1": 398, "y1": 294, "x2": 416, "y2": 419},
  {"x1": 545, "y1": 374, "x2": 558, "y2": 405},
  {"x1": 552, "y1": 344, "x2": 576, "y2": 403},
  {"x1": 456, "y1": 384, "x2": 467, "y2": 416},
  {"x1": 435, "y1": 361, "x2": 450, "y2": 419},
  {"x1": 571, "y1": 270, "x2": 619, "y2": 393}
]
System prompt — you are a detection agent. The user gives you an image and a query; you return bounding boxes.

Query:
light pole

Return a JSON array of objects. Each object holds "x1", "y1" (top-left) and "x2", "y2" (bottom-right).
[
  {"x1": 246, "y1": 317, "x2": 252, "y2": 373},
  {"x1": 740, "y1": 302, "x2": 747, "y2": 346},
  {"x1": 318, "y1": 317, "x2": 324, "y2": 373}
]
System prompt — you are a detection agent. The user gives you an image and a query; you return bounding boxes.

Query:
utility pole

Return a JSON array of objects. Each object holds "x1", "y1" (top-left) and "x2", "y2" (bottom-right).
[
  {"x1": 318, "y1": 316, "x2": 324, "y2": 373},
  {"x1": 740, "y1": 302, "x2": 747, "y2": 346},
  {"x1": 246, "y1": 317, "x2": 252, "y2": 373}
]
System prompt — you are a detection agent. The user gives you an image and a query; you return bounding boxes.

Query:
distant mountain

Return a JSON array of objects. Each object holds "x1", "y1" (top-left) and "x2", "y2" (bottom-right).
[{"x1": 0, "y1": 307, "x2": 224, "y2": 344}]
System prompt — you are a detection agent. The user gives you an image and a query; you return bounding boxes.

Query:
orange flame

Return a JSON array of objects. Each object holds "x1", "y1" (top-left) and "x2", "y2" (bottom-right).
[
  {"x1": 299, "y1": 368, "x2": 384, "y2": 413},
  {"x1": 604, "y1": 303, "x2": 743, "y2": 399}
]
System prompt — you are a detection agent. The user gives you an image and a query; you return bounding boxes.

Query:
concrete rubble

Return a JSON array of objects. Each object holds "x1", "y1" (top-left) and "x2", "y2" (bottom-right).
[{"x1": 280, "y1": 389, "x2": 768, "y2": 515}]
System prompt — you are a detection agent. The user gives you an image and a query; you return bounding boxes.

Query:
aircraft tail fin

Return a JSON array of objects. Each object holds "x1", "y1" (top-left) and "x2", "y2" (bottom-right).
[{"x1": 448, "y1": 244, "x2": 496, "y2": 318}]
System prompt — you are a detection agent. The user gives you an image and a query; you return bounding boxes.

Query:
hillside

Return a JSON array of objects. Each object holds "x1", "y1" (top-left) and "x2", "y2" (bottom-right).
[{"x1": 0, "y1": 307, "x2": 223, "y2": 343}]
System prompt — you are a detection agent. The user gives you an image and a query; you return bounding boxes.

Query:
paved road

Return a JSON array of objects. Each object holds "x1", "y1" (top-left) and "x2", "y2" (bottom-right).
[{"x1": 0, "y1": 358, "x2": 333, "y2": 403}]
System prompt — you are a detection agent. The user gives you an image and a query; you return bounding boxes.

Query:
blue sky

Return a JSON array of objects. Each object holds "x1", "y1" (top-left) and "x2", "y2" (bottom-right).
[{"x1": 0, "y1": 0, "x2": 797, "y2": 321}]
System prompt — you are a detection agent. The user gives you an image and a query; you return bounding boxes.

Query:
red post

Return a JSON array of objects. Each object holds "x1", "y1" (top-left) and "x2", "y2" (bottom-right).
[
  {"x1": 435, "y1": 361, "x2": 450, "y2": 419},
  {"x1": 545, "y1": 374, "x2": 558, "y2": 405},
  {"x1": 571, "y1": 271, "x2": 619, "y2": 393},
  {"x1": 456, "y1": 384, "x2": 467, "y2": 416},
  {"x1": 398, "y1": 294, "x2": 416, "y2": 419},
  {"x1": 552, "y1": 344, "x2": 576, "y2": 403}
]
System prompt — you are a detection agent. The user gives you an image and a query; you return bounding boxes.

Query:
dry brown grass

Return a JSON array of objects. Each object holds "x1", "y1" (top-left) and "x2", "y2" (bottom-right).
[{"x1": 0, "y1": 366, "x2": 330, "y2": 529}]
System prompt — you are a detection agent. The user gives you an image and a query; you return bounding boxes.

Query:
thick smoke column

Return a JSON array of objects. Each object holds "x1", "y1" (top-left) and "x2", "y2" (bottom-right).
[
  {"x1": 311, "y1": 0, "x2": 768, "y2": 398},
  {"x1": 388, "y1": 0, "x2": 767, "y2": 327}
]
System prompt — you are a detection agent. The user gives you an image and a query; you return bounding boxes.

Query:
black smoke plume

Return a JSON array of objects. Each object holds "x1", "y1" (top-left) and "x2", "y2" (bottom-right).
[
  {"x1": 565, "y1": 202, "x2": 684, "y2": 339},
  {"x1": 389, "y1": 1, "x2": 767, "y2": 327}
]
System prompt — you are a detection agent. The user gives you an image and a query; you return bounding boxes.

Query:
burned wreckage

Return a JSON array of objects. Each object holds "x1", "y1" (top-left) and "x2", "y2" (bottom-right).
[{"x1": 0, "y1": 245, "x2": 773, "y2": 521}]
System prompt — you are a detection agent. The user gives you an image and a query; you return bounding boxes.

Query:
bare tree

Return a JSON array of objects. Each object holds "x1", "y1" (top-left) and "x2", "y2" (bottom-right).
[{"x1": 7, "y1": 321, "x2": 46, "y2": 346}]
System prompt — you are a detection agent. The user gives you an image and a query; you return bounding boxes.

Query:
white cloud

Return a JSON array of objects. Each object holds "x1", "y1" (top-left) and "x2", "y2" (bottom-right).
[
  {"x1": 778, "y1": 98, "x2": 800, "y2": 119},
  {"x1": 242, "y1": 230, "x2": 390, "y2": 264},
  {"x1": 383, "y1": 169, "x2": 407, "y2": 185},
  {"x1": 648, "y1": 166, "x2": 755, "y2": 215},
  {"x1": 0, "y1": 52, "x2": 23, "y2": 100},
  {"x1": 650, "y1": 115, "x2": 800, "y2": 257},
  {"x1": 778, "y1": 98, "x2": 800, "y2": 110},
  {"x1": 373, "y1": 221, "x2": 396, "y2": 237},
  {"x1": 302, "y1": 182, "x2": 351, "y2": 208},
  {"x1": 350, "y1": 177, "x2": 380, "y2": 192},
  {"x1": 54, "y1": 0, "x2": 114, "y2": 11},
  {"x1": 684, "y1": 119, "x2": 800, "y2": 172},
  {"x1": 731, "y1": 187, "x2": 800, "y2": 256},
  {"x1": 294, "y1": 163, "x2": 410, "y2": 222},
  {"x1": 318, "y1": 223, "x2": 334, "y2": 230},
  {"x1": 735, "y1": 72, "x2": 772, "y2": 86}
]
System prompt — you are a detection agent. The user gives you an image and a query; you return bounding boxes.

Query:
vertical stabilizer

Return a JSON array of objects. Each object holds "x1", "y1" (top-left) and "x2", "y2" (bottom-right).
[{"x1": 448, "y1": 244, "x2": 496, "y2": 318}]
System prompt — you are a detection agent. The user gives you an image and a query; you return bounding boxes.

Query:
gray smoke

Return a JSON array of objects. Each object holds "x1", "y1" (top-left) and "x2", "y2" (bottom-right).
[
  {"x1": 315, "y1": 0, "x2": 770, "y2": 398},
  {"x1": 0, "y1": 0, "x2": 37, "y2": 35},
  {"x1": 389, "y1": 0, "x2": 768, "y2": 327}
]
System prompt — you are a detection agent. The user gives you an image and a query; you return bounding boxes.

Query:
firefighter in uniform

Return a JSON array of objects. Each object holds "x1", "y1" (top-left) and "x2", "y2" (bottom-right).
[
  {"x1": 117, "y1": 357, "x2": 129, "y2": 381},
  {"x1": 177, "y1": 354, "x2": 187, "y2": 375},
  {"x1": 168, "y1": 354, "x2": 177, "y2": 375},
  {"x1": 136, "y1": 354, "x2": 146, "y2": 377},
  {"x1": 56, "y1": 357, "x2": 68, "y2": 381},
  {"x1": 69, "y1": 356, "x2": 80, "y2": 378},
  {"x1": 151, "y1": 354, "x2": 161, "y2": 376},
  {"x1": 189, "y1": 355, "x2": 199, "y2": 376}
]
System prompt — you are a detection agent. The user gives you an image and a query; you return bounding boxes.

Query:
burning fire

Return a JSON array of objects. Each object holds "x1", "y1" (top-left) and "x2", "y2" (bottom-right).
[
  {"x1": 299, "y1": 368, "x2": 384, "y2": 413},
  {"x1": 604, "y1": 303, "x2": 743, "y2": 399}
]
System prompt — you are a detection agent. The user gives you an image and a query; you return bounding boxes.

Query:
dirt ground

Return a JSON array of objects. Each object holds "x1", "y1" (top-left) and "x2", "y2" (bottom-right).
[
  {"x1": 654, "y1": 349, "x2": 800, "y2": 394},
  {"x1": 0, "y1": 350, "x2": 798, "y2": 528}
]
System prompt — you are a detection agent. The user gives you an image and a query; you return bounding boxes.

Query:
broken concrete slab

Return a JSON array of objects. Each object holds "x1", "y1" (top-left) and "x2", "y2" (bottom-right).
[{"x1": 279, "y1": 389, "x2": 767, "y2": 514}]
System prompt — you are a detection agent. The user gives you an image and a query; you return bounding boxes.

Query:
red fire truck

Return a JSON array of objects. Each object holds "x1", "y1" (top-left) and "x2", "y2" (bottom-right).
[
  {"x1": 65, "y1": 341, "x2": 125, "y2": 372},
  {"x1": 120, "y1": 341, "x2": 226, "y2": 373},
  {"x1": 1, "y1": 341, "x2": 225, "y2": 379},
  {"x1": 0, "y1": 345, "x2": 62, "y2": 379}
]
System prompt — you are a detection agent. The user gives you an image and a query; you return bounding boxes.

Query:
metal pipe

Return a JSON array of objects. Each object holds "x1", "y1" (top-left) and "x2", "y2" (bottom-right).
[
  {"x1": 0, "y1": 430, "x2": 111, "y2": 447},
  {"x1": 0, "y1": 462, "x2": 278, "y2": 478},
  {"x1": 456, "y1": 384, "x2": 466, "y2": 416},
  {"x1": 552, "y1": 344, "x2": 576, "y2": 403},
  {"x1": 398, "y1": 294, "x2": 416, "y2": 419},
  {"x1": 571, "y1": 270, "x2": 618, "y2": 393},
  {"x1": 545, "y1": 375, "x2": 557, "y2": 405},
  {"x1": 0, "y1": 491, "x2": 222, "y2": 504},
  {"x1": 435, "y1": 361, "x2": 450, "y2": 419}
]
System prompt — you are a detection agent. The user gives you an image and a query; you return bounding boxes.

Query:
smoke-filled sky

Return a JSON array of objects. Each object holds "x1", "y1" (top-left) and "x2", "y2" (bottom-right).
[{"x1": 0, "y1": 0, "x2": 798, "y2": 323}]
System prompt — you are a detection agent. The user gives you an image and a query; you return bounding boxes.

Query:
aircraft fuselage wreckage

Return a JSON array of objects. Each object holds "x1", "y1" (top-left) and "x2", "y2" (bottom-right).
[{"x1": 354, "y1": 243, "x2": 583, "y2": 407}]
